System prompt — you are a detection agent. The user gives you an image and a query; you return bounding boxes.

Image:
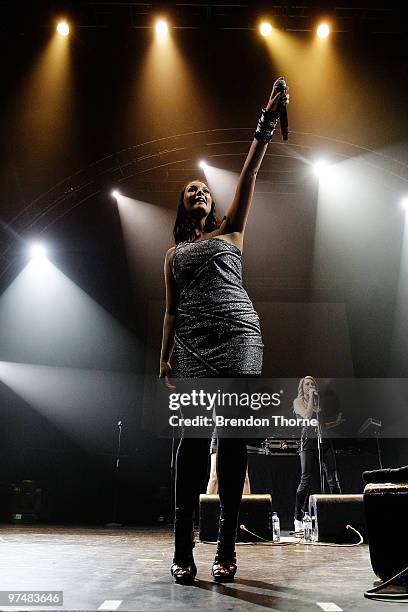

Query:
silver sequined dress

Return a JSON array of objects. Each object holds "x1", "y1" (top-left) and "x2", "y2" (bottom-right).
[{"x1": 171, "y1": 237, "x2": 263, "y2": 377}]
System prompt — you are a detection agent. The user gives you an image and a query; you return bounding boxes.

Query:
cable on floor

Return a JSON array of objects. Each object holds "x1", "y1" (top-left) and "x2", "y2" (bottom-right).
[
  {"x1": 310, "y1": 525, "x2": 364, "y2": 547},
  {"x1": 364, "y1": 565, "x2": 408, "y2": 601}
]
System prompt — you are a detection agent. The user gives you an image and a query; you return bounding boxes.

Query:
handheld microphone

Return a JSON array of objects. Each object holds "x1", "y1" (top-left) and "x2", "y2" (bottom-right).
[{"x1": 275, "y1": 78, "x2": 289, "y2": 141}]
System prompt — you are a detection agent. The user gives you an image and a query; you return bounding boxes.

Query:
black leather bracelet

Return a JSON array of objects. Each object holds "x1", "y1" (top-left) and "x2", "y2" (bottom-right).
[{"x1": 254, "y1": 108, "x2": 279, "y2": 144}]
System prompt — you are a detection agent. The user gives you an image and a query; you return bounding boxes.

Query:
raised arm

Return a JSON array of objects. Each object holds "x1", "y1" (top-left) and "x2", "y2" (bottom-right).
[
  {"x1": 222, "y1": 78, "x2": 288, "y2": 235},
  {"x1": 159, "y1": 246, "x2": 179, "y2": 387}
]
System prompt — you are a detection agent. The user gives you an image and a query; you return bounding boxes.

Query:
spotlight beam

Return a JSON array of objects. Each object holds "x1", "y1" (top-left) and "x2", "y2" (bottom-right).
[
  {"x1": 317, "y1": 23, "x2": 330, "y2": 39},
  {"x1": 155, "y1": 19, "x2": 168, "y2": 39},
  {"x1": 260, "y1": 22, "x2": 273, "y2": 37},
  {"x1": 30, "y1": 243, "x2": 47, "y2": 260},
  {"x1": 57, "y1": 21, "x2": 70, "y2": 37},
  {"x1": 313, "y1": 160, "x2": 331, "y2": 179}
]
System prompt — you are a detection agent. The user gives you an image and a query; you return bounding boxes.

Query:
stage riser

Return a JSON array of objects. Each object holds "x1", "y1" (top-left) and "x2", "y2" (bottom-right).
[
  {"x1": 248, "y1": 453, "x2": 378, "y2": 530},
  {"x1": 309, "y1": 494, "x2": 367, "y2": 543}
]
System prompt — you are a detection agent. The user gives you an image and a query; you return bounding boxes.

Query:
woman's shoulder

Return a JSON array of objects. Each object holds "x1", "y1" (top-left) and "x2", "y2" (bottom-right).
[
  {"x1": 293, "y1": 397, "x2": 304, "y2": 410},
  {"x1": 165, "y1": 245, "x2": 177, "y2": 258},
  {"x1": 164, "y1": 245, "x2": 177, "y2": 268}
]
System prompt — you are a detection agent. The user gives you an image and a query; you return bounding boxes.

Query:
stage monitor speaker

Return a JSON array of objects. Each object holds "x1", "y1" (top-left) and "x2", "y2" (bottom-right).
[
  {"x1": 199, "y1": 494, "x2": 272, "y2": 542},
  {"x1": 364, "y1": 483, "x2": 408, "y2": 581},
  {"x1": 309, "y1": 494, "x2": 367, "y2": 543}
]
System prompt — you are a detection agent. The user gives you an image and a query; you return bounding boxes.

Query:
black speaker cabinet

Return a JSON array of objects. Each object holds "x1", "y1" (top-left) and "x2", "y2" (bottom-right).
[
  {"x1": 309, "y1": 494, "x2": 367, "y2": 543},
  {"x1": 364, "y1": 483, "x2": 408, "y2": 581},
  {"x1": 199, "y1": 494, "x2": 272, "y2": 542}
]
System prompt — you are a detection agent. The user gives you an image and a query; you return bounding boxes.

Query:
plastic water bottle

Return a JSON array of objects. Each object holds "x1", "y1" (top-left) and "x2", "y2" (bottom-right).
[
  {"x1": 272, "y1": 512, "x2": 280, "y2": 542},
  {"x1": 303, "y1": 512, "x2": 312, "y2": 542}
]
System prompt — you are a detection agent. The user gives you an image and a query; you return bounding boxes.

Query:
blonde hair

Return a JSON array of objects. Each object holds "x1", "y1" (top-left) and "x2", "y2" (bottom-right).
[{"x1": 296, "y1": 376, "x2": 319, "y2": 405}]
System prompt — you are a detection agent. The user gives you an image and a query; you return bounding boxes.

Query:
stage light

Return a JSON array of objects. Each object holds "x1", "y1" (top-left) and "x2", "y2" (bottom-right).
[
  {"x1": 112, "y1": 190, "x2": 121, "y2": 199},
  {"x1": 199, "y1": 160, "x2": 207, "y2": 170},
  {"x1": 313, "y1": 160, "x2": 330, "y2": 178},
  {"x1": 155, "y1": 20, "x2": 168, "y2": 39},
  {"x1": 317, "y1": 23, "x2": 330, "y2": 39},
  {"x1": 401, "y1": 197, "x2": 408, "y2": 212},
  {"x1": 260, "y1": 22, "x2": 273, "y2": 37},
  {"x1": 30, "y1": 243, "x2": 47, "y2": 260},
  {"x1": 56, "y1": 21, "x2": 70, "y2": 37}
]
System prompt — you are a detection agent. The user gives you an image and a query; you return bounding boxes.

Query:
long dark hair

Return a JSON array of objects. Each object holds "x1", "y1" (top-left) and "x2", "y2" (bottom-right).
[{"x1": 173, "y1": 181, "x2": 220, "y2": 245}]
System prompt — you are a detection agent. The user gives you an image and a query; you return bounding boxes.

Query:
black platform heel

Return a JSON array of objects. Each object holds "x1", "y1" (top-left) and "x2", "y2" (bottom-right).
[
  {"x1": 211, "y1": 554, "x2": 237, "y2": 583},
  {"x1": 171, "y1": 557, "x2": 197, "y2": 585},
  {"x1": 172, "y1": 509, "x2": 196, "y2": 584}
]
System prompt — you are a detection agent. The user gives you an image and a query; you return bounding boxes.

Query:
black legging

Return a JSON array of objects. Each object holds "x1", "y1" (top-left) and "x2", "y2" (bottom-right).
[
  {"x1": 174, "y1": 436, "x2": 247, "y2": 563},
  {"x1": 294, "y1": 443, "x2": 341, "y2": 521}
]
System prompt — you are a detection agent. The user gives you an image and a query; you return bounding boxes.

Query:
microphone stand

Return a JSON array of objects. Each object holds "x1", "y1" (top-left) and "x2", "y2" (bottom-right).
[
  {"x1": 315, "y1": 395, "x2": 325, "y2": 495},
  {"x1": 105, "y1": 420, "x2": 123, "y2": 528}
]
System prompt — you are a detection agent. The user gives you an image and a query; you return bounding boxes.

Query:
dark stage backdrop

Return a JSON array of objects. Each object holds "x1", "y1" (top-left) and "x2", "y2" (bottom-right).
[
  {"x1": 0, "y1": 295, "x2": 401, "y2": 526},
  {"x1": 1, "y1": 1, "x2": 408, "y2": 527},
  {"x1": 1, "y1": 374, "x2": 406, "y2": 527}
]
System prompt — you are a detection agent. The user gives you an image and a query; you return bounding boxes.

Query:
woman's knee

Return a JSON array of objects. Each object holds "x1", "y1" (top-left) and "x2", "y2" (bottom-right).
[{"x1": 298, "y1": 474, "x2": 312, "y2": 489}]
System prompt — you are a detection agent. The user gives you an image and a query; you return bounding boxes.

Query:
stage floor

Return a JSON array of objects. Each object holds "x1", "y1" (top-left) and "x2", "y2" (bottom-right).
[{"x1": 0, "y1": 524, "x2": 403, "y2": 611}]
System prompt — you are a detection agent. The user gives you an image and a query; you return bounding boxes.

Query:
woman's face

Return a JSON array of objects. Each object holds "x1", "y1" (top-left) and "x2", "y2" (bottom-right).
[
  {"x1": 183, "y1": 181, "x2": 213, "y2": 218},
  {"x1": 303, "y1": 378, "x2": 316, "y2": 396}
]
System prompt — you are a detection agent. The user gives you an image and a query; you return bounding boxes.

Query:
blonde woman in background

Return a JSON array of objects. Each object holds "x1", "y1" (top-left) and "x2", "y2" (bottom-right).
[{"x1": 293, "y1": 376, "x2": 343, "y2": 532}]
